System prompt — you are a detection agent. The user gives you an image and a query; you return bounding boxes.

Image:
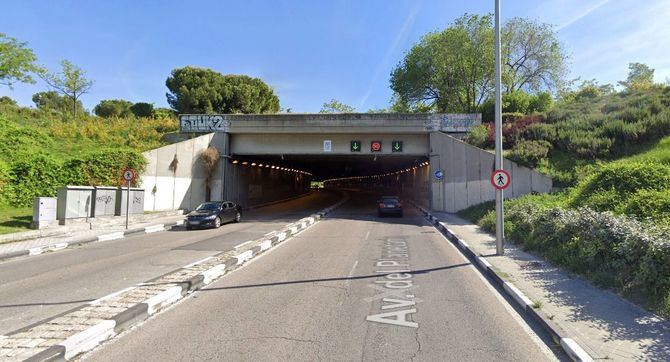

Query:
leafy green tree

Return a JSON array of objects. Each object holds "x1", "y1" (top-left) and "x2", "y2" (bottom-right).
[
  {"x1": 619, "y1": 62, "x2": 655, "y2": 91},
  {"x1": 32, "y1": 91, "x2": 84, "y2": 115},
  {"x1": 153, "y1": 107, "x2": 174, "y2": 119},
  {"x1": 165, "y1": 66, "x2": 279, "y2": 114},
  {"x1": 0, "y1": 96, "x2": 17, "y2": 107},
  {"x1": 528, "y1": 92, "x2": 553, "y2": 113},
  {"x1": 390, "y1": 14, "x2": 568, "y2": 112},
  {"x1": 478, "y1": 90, "x2": 553, "y2": 121},
  {"x1": 0, "y1": 33, "x2": 43, "y2": 88},
  {"x1": 41, "y1": 60, "x2": 94, "y2": 117},
  {"x1": 502, "y1": 18, "x2": 568, "y2": 93},
  {"x1": 319, "y1": 99, "x2": 356, "y2": 113},
  {"x1": 94, "y1": 99, "x2": 133, "y2": 118},
  {"x1": 130, "y1": 102, "x2": 154, "y2": 118},
  {"x1": 391, "y1": 14, "x2": 494, "y2": 113}
]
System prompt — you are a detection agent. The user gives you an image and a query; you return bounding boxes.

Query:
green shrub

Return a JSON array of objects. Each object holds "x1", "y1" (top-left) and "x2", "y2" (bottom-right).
[
  {"x1": 465, "y1": 124, "x2": 490, "y2": 149},
  {"x1": 522, "y1": 123, "x2": 557, "y2": 144},
  {"x1": 0, "y1": 160, "x2": 12, "y2": 206},
  {"x1": 509, "y1": 140, "x2": 552, "y2": 168},
  {"x1": 571, "y1": 163, "x2": 670, "y2": 208},
  {"x1": 9, "y1": 154, "x2": 66, "y2": 206},
  {"x1": 624, "y1": 189, "x2": 670, "y2": 222}
]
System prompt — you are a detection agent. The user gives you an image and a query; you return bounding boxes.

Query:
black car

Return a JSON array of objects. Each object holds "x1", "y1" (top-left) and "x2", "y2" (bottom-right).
[
  {"x1": 377, "y1": 196, "x2": 403, "y2": 217},
  {"x1": 185, "y1": 201, "x2": 242, "y2": 230}
]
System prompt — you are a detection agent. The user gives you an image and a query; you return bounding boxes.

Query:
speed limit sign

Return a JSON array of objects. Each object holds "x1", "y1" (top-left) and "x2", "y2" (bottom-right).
[{"x1": 122, "y1": 169, "x2": 136, "y2": 182}]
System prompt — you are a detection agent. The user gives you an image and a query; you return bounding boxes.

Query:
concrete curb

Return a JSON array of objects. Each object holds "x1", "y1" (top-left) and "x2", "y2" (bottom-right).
[
  {"x1": 0, "y1": 219, "x2": 185, "y2": 263},
  {"x1": 1, "y1": 192, "x2": 349, "y2": 361},
  {"x1": 0, "y1": 190, "x2": 323, "y2": 263},
  {"x1": 407, "y1": 200, "x2": 593, "y2": 362}
]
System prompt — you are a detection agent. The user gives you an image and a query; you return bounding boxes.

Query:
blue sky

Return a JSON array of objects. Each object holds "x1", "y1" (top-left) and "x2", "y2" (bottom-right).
[{"x1": 1, "y1": 0, "x2": 669, "y2": 113}]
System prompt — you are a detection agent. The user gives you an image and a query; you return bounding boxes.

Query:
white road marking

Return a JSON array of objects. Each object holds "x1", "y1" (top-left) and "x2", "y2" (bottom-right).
[
  {"x1": 28, "y1": 247, "x2": 43, "y2": 256},
  {"x1": 348, "y1": 261, "x2": 358, "y2": 278},
  {"x1": 434, "y1": 224, "x2": 558, "y2": 360},
  {"x1": 234, "y1": 240, "x2": 254, "y2": 249},
  {"x1": 89, "y1": 287, "x2": 136, "y2": 305},
  {"x1": 145, "y1": 225, "x2": 164, "y2": 233},
  {"x1": 364, "y1": 231, "x2": 370, "y2": 240},
  {"x1": 97, "y1": 232, "x2": 124, "y2": 242},
  {"x1": 182, "y1": 256, "x2": 215, "y2": 269}
]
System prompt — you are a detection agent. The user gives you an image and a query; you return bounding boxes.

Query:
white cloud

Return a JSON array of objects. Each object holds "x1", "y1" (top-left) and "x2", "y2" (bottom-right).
[
  {"x1": 555, "y1": 0, "x2": 612, "y2": 31},
  {"x1": 358, "y1": 1, "x2": 422, "y2": 108}
]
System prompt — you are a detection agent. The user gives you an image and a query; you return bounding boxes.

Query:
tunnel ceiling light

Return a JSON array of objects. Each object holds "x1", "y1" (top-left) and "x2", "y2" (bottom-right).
[
  {"x1": 241, "y1": 161, "x2": 248, "y2": 165},
  {"x1": 265, "y1": 165, "x2": 270, "y2": 168},
  {"x1": 232, "y1": 160, "x2": 239, "y2": 164},
  {"x1": 258, "y1": 164, "x2": 264, "y2": 167},
  {"x1": 251, "y1": 163, "x2": 257, "y2": 166}
]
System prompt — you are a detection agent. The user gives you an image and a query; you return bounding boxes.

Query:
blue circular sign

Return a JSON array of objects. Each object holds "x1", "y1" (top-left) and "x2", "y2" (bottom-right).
[{"x1": 434, "y1": 170, "x2": 445, "y2": 179}]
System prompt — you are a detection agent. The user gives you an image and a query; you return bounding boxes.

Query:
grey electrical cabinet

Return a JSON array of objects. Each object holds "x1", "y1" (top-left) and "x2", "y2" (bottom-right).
[
  {"x1": 93, "y1": 186, "x2": 117, "y2": 217},
  {"x1": 116, "y1": 187, "x2": 145, "y2": 215},
  {"x1": 31, "y1": 197, "x2": 57, "y2": 229},
  {"x1": 57, "y1": 186, "x2": 94, "y2": 221}
]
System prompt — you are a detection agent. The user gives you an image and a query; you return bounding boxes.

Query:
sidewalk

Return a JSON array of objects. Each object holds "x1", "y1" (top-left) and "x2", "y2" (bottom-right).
[
  {"x1": 428, "y1": 210, "x2": 670, "y2": 361},
  {"x1": 0, "y1": 213, "x2": 186, "y2": 261}
]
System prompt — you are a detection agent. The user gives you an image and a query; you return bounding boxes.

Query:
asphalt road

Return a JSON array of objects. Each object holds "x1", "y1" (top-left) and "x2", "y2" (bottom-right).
[
  {"x1": 0, "y1": 191, "x2": 340, "y2": 335},
  {"x1": 85, "y1": 191, "x2": 560, "y2": 361}
]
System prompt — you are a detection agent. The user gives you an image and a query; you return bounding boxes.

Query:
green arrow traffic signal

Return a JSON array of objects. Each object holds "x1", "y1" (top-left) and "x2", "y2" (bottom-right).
[
  {"x1": 392, "y1": 141, "x2": 402, "y2": 152},
  {"x1": 351, "y1": 141, "x2": 361, "y2": 152}
]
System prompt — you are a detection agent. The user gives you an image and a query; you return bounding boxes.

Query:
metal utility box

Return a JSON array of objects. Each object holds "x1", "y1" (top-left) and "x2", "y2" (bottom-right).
[
  {"x1": 93, "y1": 186, "x2": 117, "y2": 217},
  {"x1": 116, "y1": 187, "x2": 145, "y2": 216},
  {"x1": 57, "y1": 186, "x2": 94, "y2": 220},
  {"x1": 31, "y1": 197, "x2": 57, "y2": 229}
]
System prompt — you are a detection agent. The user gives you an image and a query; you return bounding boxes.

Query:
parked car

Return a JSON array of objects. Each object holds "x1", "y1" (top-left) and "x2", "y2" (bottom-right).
[
  {"x1": 185, "y1": 201, "x2": 242, "y2": 230},
  {"x1": 377, "y1": 196, "x2": 403, "y2": 217}
]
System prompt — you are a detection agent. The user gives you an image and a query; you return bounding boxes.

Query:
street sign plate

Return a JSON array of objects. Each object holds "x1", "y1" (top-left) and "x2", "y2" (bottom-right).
[
  {"x1": 392, "y1": 141, "x2": 403, "y2": 152},
  {"x1": 371, "y1": 141, "x2": 382, "y2": 152},
  {"x1": 434, "y1": 170, "x2": 444, "y2": 180},
  {"x1": 491, "y1": 169, "x2": 511, "y2": 190},
  {"x1": 122, "y1": 169, "x2": 136, "y2": 182},
  {"x1": 351, "y1": 140, "x2": 361, "y2": 152},
  {"x1": 323, "y1": 140, "x2": 332, "y2": 152}
]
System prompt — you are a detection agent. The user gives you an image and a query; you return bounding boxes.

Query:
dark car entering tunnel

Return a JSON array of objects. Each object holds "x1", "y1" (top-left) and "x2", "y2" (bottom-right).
[
  {"x1": 377, "y1": 196, "x2": 403, "y2": 217},
  {"x1": 185, "y1": 201, "x2": 242, "y2": 230}
]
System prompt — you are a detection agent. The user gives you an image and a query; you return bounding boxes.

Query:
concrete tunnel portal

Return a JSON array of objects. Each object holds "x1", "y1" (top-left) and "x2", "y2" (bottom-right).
[{"x1": 139, "y1": 113, "x2": 552, "y2": 213}]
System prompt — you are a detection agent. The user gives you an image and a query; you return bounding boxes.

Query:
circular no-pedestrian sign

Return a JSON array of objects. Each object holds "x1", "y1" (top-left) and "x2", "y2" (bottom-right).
[
  {"x1": 491, "y1": 169, "x2": 511, "y2": 190},
  {"x1": 434, "y1": 170, "x2": 445, "y2": 180},
  {"x1": 122, "y1": 169, "x2": 136, "y2": 182}
]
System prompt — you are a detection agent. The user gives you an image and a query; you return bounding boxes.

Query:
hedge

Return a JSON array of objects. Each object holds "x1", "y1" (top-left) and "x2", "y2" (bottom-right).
[
  {"x1": 7, "y1": 149, "x2": 146, "y2": 207},
  {"x1": 477, "y1": 201, "x2": 670, "y2": 317}
]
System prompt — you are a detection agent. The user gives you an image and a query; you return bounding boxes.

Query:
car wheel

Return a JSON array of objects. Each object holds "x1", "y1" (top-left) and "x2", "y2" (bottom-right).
[
  {"x1": 214, "y1": 217, "x2": 221, "y2": 228},
  {"x1": 186, "y1": 226, "x2": 192, "y2": 231},
  {"x1": 234, "y1": 212, "x2": 241, "y2": 223},
  {"x1": 377, "y1": 211, "x2": 383, "y2": 217}
]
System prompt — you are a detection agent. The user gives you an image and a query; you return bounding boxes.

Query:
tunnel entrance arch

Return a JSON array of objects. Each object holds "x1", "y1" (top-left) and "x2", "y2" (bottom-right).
[{"x1": 139, "y1": 113, "x2": 550, "y2": 212}]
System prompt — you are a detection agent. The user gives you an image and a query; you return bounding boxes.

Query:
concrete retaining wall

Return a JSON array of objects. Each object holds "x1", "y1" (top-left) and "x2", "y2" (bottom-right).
[
  {"x1": 429, "y1": 132, "x2": 552, "y2": 213},
  {"x1": 140, "y1": 133, "x2": 311, "y2": 212}
]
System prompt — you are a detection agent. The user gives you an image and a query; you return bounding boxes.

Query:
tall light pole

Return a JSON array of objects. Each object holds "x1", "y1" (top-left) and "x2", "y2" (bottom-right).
[{"x1": 494, "y1": 0, "x2": 505, "y2": 255}]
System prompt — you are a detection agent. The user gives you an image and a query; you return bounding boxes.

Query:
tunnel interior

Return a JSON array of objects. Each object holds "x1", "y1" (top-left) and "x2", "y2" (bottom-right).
[
  {"x1": 230, "y1": 154, "x2": 429, "y2": 181},
  {"x1": 224, "y1": 154, "x2": 431, "y2": 207}
]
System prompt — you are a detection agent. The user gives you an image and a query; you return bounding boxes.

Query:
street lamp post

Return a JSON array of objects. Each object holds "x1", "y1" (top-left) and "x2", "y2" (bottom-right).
[{"x1": 494, "y1": 0, "x2": 505, "y2": 255}]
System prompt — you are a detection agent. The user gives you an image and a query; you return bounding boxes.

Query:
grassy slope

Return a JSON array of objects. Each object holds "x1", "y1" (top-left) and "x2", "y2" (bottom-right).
[{"x1": 0, "y1": 105, "x2": 178, "y2": 234}]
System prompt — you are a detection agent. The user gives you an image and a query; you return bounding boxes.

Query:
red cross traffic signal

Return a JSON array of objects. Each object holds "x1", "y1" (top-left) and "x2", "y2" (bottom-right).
[{"x1": 371, "y1": 141, "x2": 382, "y2": 152}]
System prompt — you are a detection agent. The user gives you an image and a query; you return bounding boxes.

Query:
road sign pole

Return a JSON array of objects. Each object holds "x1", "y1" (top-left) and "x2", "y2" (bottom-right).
[
  {"x1": 126, "y1": 179, "x2": 130, "y2": 230},
  {"x1": 494, "y1": 0, "x2": 505, "y2": 255}
]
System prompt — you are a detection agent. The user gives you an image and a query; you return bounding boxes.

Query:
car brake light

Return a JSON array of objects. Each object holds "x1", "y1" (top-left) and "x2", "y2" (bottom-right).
[
  {"x1": 378, "y1": 203, "x2": 385, "y2": 208},
  {"x1": 397, "y1": 203, "x2": 402, "y2": 208}
]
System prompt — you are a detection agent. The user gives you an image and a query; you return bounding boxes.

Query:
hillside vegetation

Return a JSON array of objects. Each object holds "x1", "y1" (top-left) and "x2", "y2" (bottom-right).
[
  {"x1": 460, "y1": 85, "x2": 670, "y2": 317},
  {"x1": 0, "y1": 101, "x2": 178, "y2": 233}
]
